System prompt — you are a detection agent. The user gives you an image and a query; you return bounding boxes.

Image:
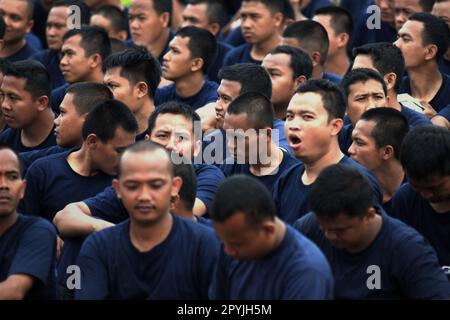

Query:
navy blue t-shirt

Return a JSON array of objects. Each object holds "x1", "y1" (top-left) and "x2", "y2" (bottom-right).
[
  {"x1": 273, "y1": 156, "x2": 382, "y2": 225},
  {"x1": 338, "y1": 124, "x2": 354, "y2": 155},
  {"x1": 20, "y1": 149, "x2": 113, "y2": 221},
  {"x1": 350, "y1": 17, "x2": 397, "y2": 51},
  {"x1": 437, "y1": 104, "x2": 450, "y2": 121},
  {"x1": 223, "y1": 26, "x2": 246, "y2": 48},
  {"x1": 400, "y1": 73, "x2": 450, "y2": 112},
  {"x1": 75, "y1": 215, "x2": 220, "y2": 299},
  {"x1": 20, "y1": 145, "x2": 69, "y2": 174},
  {"x1": 273, "y1": 118, "x2": 292, "y2": 154},
  {"x1": 25, "y1": 33, "x2": 43, "y2": 50},
  {"x1": 50, "y1": 83, "x2": 69, "y2": 115},
  {"x1": 400, "y1": 103, "x2": 431, "y2": 127},
  {"x1": 439, "y1": 58, "x2": 450, "y2": 76},
  {"x1": 31, "y1": 49, "x2": 66, "y2": 89},
  {"x1": 0, "y1": 215, "x2": 56, "y2": 299},
  {"x1": 295, "y1": 211, "x2": 450, "y2": 299},
  {"x1": 154, "y1": 80, "x2": 219, "y2": 110},
  {"x1": 85, "y1": 163, "x2": 225, "y2": 222},
  {"x1": 209, "y1": 225, "x2": 334, "y2": 299},
  {"x1": 4, "y1": 42, "x2": 38, "y2": 62},
  {"x1": 208, "y1": 41, "x2": 233, "y2": 83},
  {"x1": 220, "y1": 149, "x2": 299, "y2": 193},
  {"x1": 126, "y1": 31, "x2": 174, "y2": 65},
  {"x1": 223, "y1": 43, "x2": 261, "y2": 67},
  {"x1": 390, "y1": 183, "x2": 450, "y2": 269},
  {"x1": 0, "y1": 127, "x2": 57, "y2": 153},
  {"x1": 301, "y1": 0, "x2": 332, "y2": 18}
]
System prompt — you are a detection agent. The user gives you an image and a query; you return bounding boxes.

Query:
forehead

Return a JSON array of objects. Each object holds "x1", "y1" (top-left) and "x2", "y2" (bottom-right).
[
  {"x1": 317, "y1": 213, "x2": 363, "y2": 229},
  {"x1": 170, "y1": 35, "x2": 191, "y2": 49},
  {"x1": 62, "y1": 34, "x2": 83, "y2": 49},
  {"x1": 224, "y1": 112, "x2": 250, "y2": 129},
  {"x1": 90, "y1": 14, "x2": 112, "y2": 27},
  {"x1": 287, "y1": 91, "x2": 325, "y2": 113},
  {"x1": 130, "y1": 0, "x2": 156, "y2": 13},
  {"x1": 313, "y1": 15, "x2": 334, "y2": 33},
  {"x1": 153, "y1": 113, "x2": 193, "y2": 132},
  {"x1": 104, "y1": 67, "x2": 129, "y2": 82},
  {"x1": 262, "y1": 53, "x2": 292, "y2": 69},
  {"x1": 241, "y1": 1, "x2": 272, "y2": 14},
  {"x1": 352, "y1": 55, "x2": 377, "y2": 71},
  {"x1": 215, "y1": 212, "x2": 252, "y2": 237},
  {"x1": 282, "y1": 37, "x2": 302, "y2": 49},
  {"x1": 48, "y1": 5, "x2": 69, "y2": 19},
  {"x1": 184, "y1": 3, "x2": 208, "y2": 16},
  {"x1": 399, "y1": 20, "x2": 424, "y2": 38},
  {"x1": 353, "y1": 120, "x2": 377, "y2": 139},
  {"x1": 60, "y1": 92, "x2": 76, "y2": 110},
  {"x1": 395, "y1": 0, "x2": 422, "y2": 9},
  {"x1": 432, "y1": 2, "x2": 450, "y2": 16},
  {"x1": 349, "y1": 79, "x2": 385, "y2": 95},
  {"x1": 0, "y1": 0, "x2": 29, "y2": 16},
  {"x1": 1, "y1": 76, "x2": 27, "y2": 92},
  {"x1": 0, "y1": 149, "x2": 21, "y2": 172},
  {"x1": 120, "y1": 149, "x2": 171, "y2": 178},
  {"x1": 218, "y1": 79, "x2": 241, "y2": 97}
]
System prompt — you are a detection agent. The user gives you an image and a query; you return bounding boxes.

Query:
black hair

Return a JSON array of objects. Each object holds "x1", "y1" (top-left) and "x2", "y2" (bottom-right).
[
  {"x1": 147, "y1": 101, "x2": 201, "y2": 140},
  {"x1": 408, "y1": 12, "x2": 450, "y2": 61},
  {"x1": 227, "y1": 92, "x2": 274, "y2": 129},
  {"x1": 359, "y1": 108, "x2": 409, "y2": 160},
  {"x1": 0, "y1": 143, "x2": 24, "y2": 178},
  {"x1": 82, "y1": 99, "x2": 138, "y2": 142},
  {"x1": 218, "y1": 63, "x2": 272, "y2": 99},
  {"x1": 53, "y1": 0, "x2": 91, "y2": 25},
  {"x1": 5, "y1": 60, "x2": 51, "y2": 100},
  {"x1": 269, "y1": 45, "x2": 313, "y2": 79},
  {"x1": 151, "y1": 0, "x2": 173, "y2": 27},
  {"x1": 186, "y1": 0, "x2": 228, "y2": 29},
  {"x1": 173, "y1": 163, "x2": 197, "y2": 210},
  {"x1": 419, "y1": 0, "x2": 438, "y2": 12},
  {"x1": 175, "y1": 26, "x2": 217, "y2": 73},
  {"x1": 211, "y1": 175, "x2": 276, "y2": 227},
  {"x1": 63, "y1": 25, "x2": 111, "y2": 61},
  {"x1": 0, "y1": 15, "x2": 5, "y2": 39},
  {"x1": 353, "y1": 42, "x2": 405, "y2": 93},
  {"x1": 103, "y1": 46, "x2": 161, "y2": 99},
  {"x1": 110, "y1": 38, "x2": 127, "y2": 54},
  {"x1": 242, "y1": 0, "x2": 286, "y2": 15},
  {"x1": 309, "y1": 164, "x2": 375, "y2": 219},
  {"x1": 400, "y1": 125, "x2": 450, "y2": 180},
  {"x1": 0, "y1": 58, "x2": 11, "y2": 74},
  {"x1": 283, "y1": 20, "x2": 329, "y2": 66},
  {"x1": 66, "y1": 82, "x2": 113, "y2": 115},
  {"x1": 340, "y1": 68, "x2": 387, "y2": 100},
  {"x1": 314, "y1": 5, "x2": 354, "y2": 38},
  {"x1": 296, "y1": 78, "x2": 346, "y2": 120},
  {"x1": 92, "y1": 4, "x2": 126, "y2": 33}
]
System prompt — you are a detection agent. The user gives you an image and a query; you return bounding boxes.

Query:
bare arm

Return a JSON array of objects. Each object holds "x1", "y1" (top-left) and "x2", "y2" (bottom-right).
[
  {"x1": 53, "y1": 202, "x2": 114, "y2": 238},
  {"x1": 0, "y1": 274, "x2": 35, "y2": 300}
]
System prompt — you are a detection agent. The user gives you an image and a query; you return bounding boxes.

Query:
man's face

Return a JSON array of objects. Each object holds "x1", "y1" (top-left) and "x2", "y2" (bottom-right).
[
  {"x1": 129, "y1": 0, "x2": 168, "y2": 49},
  {"x1": 394, "y1": 20, "x2": 427, "y2": 69},
  {"x1": 374, "y1": 0, "x2": 396, "y2": 25},
  {"x1": 0, "y1": 0, "x2": 33, "y2": 44},
  {"x1": 431, "y1": 1, "x2": 450, "y2": 28},
  {"x1": 352, "y1": 54, "x2": 377, "y2": 71},
  {"x1": 262, "y1": 52, "x2": 297, "y2": 112},
  {"x1": 54, "y1": 92, "x2": 85, "y2": 147},
  {"x1": 113, "y1": 149, "x2": 181, "y2": 226},
  {"x1": 60, "y1": 35, "x2": 94, "y2": 83},
  {"x1": 182, "y1": 3, "x2": 215, "y2": 34},
  {"x1": 394, "y1": 0, "x2": 423, "y2": 30},
  {"x1": 90, "y1": 14, "x2": 116, "y2": 39},
  {"x1": 0, "y1": 76, "x2": 38, "y2": 129},
  {"x1": 313, "y1": 14, "x2": 340, "y2": 58},
  {"x1": 240, "y1": 1, "x2": 281, "y2": 45},
  {"x1": 90, "y1": 127, "x2": 136, "y2": 176},
  {"x1": 214, "y1": 212, "x2": 272, "y2": 260},
  {"x1": 162, "y1": 36, "x2": 193, "y2": 81},
  {"x1": 0, "y1": 149, "x2": 25, "y2": 218},
  {"x1": 408, "y1": 175, "x2": 450, "y2": 204},
  {"x1": 104, "y1": 67, "x2": 141, "y2": 113},
  {"x1": 316, "y1": 212, "x2": 372, "y2": 253},
  {"x1": 285, "y1": 92, "x2": 337, "y2": 162},
  {"x1": 348, "y1": 120, "x2": 384, "y2": 171},
  {"x1": 215, "y1": 80, "x2": 241, "y2": 128},
  {"x1": 46, "y1": 6, "x2": 70, "y2": 51},
  {"x1": 347, "y1": 79, "x2": 387, "y2": 127},
  {"x1": 150, "y1": 113, "x2": 198, "y2": 160}
]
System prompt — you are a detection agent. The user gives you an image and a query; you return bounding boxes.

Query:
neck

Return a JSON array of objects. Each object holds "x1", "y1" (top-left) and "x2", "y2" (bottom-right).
[
  {"x1": 129, "y1": 213, "x2": 173, "y2": 252},
  {"x1": 67, "y1": 145, "x2": 100, "y2": 176},
  {"x1": 0, "y1": 211, "x2": 18, "y2": 237},
  {"x1": 251, "y1": 34, "x2": 282, "y2": 61},
  {"x1": 83, "y1": 69, "x2": 104, "y2": 84},
  {"x1": 347, "y1": 213, "x2": 382, "y2": 254},
  {"x1": 135, "y1": 100, "x2": 154, "y2": 135},
  {"x1": 173, "y1": 208, "x2": 196, "y2": 222},
  {"x1": 430, "y1": 199, "x2": 450, "y2": 214},
  {"x1": 267, "y1": 218, "x2": 287, "y2": 255},
  {"x1": 0, "y1": 39, "x2": 26, "y2": 58},
  {"x1": 324, "y1": 51, "x2": 350, "y2": 77},
  {"x1": 175, "y1": 73, "x2": 205, "y2": 98},
  {"x1": 302, "y1": 142, "x2": 344, "y2": 185},
  {"x1": 407, "y1": 64, "x2": 442, "y2": 103},
  {"x1": 312, "y1": 65, "x2": 324, "y2": 79},
  {"x1": 372, "y1": 160, "x2": 405, "y2": 203},
  {"x1": 147, "y1": 29, "x2": 170, "y2": 59},
  {"x1": 387, "y1": 90, "x2": 401, "y2": 111},
  {"x1": 21, "y1": 109, "x2": 54, "y2": 147},
  {"x1": 250, "y1": 144, "x2": 283, "y2": 176}
]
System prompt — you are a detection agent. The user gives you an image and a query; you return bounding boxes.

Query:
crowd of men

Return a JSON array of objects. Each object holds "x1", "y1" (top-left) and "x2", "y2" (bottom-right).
[{"x1": 0, "y1": 0, "x2": 449, "y2": 300}]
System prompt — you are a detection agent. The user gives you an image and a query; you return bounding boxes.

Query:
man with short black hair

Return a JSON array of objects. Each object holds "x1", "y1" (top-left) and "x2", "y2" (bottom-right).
[
  {"x1": 295, "y1": 163, "x2": 450, "y2": 299},
  {"x1": 431, "y1": 0, "x2": 450, "y2": 75},
  {"x1": 394, "y1": 0, "x2": 436, "y2": 30},
  {"x1": 90, "y1": 4, "x2": 127, "y2": 41}
]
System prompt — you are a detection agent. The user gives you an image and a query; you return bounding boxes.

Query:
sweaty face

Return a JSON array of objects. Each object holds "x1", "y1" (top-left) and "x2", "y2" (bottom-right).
[
  {"x1": 54, "y1": 92, "x2": 85, "y2": 147},
  {"x1": 114, "y1": 149, "x2": 181, "y2": 226},
  {"x1": 348, "y1": 120, "x2": 384, "y2": 171},
  {"x1": 215, "y1": 80, "x2": 241, "y2": 129},
  {"x1": 0, "y1": 76, "x2": 39, "y2": 129},
  {"x1": 240, "y1": 1, "x2": 282, "y2": 45},
  {"x1": 0, "y1": 0, "x2": 33, "y2": 44},
  {"x1": 46, "y1": 6, "x2": 70, "y2": 51},
  {"x1": 214, "y1": 212, "x2": 272, "y2": 260},
  {"x1": 60, "y1": 35, "x2": 95, "y2": 83},
  {"x1": 0, "y1": 149, "x2": 26, "y2": 217},
  {"x1": 162, "y1": 36, "x2": 193, "y2": 81},
  {"x1": 346, "y1": 79, "x2": 387, "y2": 127},
  {"x1": 285, "y1": 92, "x2": 338, "y2": 162},
  {"x1": 394, "y1": 20, "x2": 429, "y2": 68}
]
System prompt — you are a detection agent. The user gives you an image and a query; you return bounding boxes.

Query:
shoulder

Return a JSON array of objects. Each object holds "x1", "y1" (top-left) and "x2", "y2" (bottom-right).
[
  {"x1": 17, "y1": 215, "x2": 57, "y2": 237},
  {"x1": 193, "y1": 163, "x2": 225, "y2": 179},
  {"x1": 174, "y1": 215, "x2": 218, "y2": 245}
]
